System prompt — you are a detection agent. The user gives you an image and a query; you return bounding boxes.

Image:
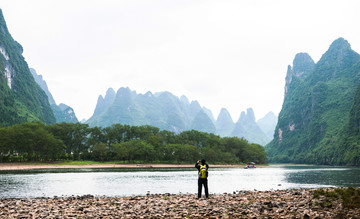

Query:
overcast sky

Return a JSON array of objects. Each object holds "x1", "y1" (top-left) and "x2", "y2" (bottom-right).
[{"x1": 2, "y1": 0, "x2": 360, "y2": 121}]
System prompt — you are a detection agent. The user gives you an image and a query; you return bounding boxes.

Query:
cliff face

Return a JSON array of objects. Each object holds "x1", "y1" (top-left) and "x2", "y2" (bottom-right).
[
  {"x1": 30, "y1": 68, "x2": 56, "y2": 105},
  {"x1": 266, "y1": 38, "x2": 360, "y2": 165},
  {"x1": 285, "y1": 53, "x2": 315, "y2": 96},
  {"x1": 335, "y1": 83, "x2": 360, "y2": 165},
  {"x1": 0, "y1": 9, "x2": 55, "y2": 126}
]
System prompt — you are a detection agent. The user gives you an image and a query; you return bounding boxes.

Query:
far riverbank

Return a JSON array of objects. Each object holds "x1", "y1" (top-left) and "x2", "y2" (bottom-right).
[{"x1": 0, "y1": 162, "x2": 247, "y2": 171}]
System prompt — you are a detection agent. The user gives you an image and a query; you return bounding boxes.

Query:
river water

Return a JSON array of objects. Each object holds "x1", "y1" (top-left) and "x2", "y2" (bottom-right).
[{"x1": 0, "y1": 165, "x2": 359, "y2": 198}]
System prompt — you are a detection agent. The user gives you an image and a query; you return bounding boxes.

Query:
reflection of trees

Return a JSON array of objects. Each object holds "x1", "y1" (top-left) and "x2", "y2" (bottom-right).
[{"x1": 284, "y1": 167, "x2": 360, "y2": 187}]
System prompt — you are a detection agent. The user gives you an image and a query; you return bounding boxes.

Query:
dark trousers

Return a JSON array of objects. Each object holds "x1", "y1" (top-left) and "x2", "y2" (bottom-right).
[{"x1": 198, "y1": 178, "x2": 208, "y2": 198}]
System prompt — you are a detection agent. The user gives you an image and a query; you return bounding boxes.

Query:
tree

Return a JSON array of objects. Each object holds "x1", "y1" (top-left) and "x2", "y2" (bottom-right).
[
  {"x1": 47, "y1": 123, "x2": 90, "y2": 159},
  {"x1": 91, "y1": 143, "x2": 107, "y2": 161},
  {"x1": 113, "y1": 140, "x2": 155, "y2": 162},
  {"x1": 0, "y1": 122, "x2": 64, "y2": 161}
]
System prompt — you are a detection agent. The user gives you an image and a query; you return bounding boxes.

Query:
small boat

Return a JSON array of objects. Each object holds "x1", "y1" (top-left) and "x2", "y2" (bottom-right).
[{"x1": 244, "y1": 162, "x2": 256, "y2": 169}]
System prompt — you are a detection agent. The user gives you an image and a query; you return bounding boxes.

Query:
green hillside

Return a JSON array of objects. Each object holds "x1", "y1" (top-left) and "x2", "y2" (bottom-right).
[
  {"x1": 0, "y1": 9, "x2": 55, "y2": 126},
  {"x1": 266, "y1": 38, "x2": 360, "y2": 165}
]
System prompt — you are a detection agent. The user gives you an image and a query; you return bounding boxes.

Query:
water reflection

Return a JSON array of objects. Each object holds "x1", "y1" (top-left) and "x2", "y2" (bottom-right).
[
  {"x1": 283, "y1": 165, "x2": 360, "y2": 187},
  {"x1": 0, "y1": 165, "x2": 359, "y2": 198}
]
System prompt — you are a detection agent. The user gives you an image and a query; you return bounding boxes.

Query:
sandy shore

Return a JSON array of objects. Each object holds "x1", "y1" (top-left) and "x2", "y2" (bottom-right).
[
  {"x1": 0, "y1": 189, "x2": 359, "y2": 218},
  {"x1": 0, "y1": 163, "x2": 241, "y2": 171}
]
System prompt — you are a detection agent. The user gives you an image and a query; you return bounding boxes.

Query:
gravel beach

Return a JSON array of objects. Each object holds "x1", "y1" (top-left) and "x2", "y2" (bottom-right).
[{"x1": 0, "y1": 188, "x2": 359, "y2": 218}]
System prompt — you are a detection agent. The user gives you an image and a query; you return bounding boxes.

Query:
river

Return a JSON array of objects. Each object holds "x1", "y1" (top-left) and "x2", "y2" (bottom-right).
[{"x1": 0, "y1": 165, "x2": 359, "y2": 198}]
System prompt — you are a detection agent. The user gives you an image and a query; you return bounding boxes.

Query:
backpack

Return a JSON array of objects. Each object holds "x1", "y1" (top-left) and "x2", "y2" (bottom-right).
[{"x1": 199, "y1": 164, "x2": 208, "y2": 178}]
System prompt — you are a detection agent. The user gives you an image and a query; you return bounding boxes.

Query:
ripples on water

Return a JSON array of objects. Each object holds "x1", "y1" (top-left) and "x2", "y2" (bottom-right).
[{"x1": 0, "y1": 165, "x2": 359, "y2": 198}]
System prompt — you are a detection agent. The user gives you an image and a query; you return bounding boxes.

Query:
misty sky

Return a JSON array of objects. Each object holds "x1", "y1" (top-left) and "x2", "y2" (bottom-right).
[{"x1": 2, "y1": 0, "x2": 360, "y2": 121}]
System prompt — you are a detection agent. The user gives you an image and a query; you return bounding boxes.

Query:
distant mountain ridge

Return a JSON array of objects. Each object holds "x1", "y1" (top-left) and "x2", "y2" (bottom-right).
[
  {"x1": 86, "y1": 87, "x2": 277, "y2": 145},
  {"x1": 30, "y1": 68, "x2": 78, "y2": 123},
  {"x1": 231, "y1": 108, "x2": 271, "y2": 145},
  {"x1": 257, "y1": 112, "x2": 277, "y2": 140},
  {"x1": 216, "y1": 108, "x2": 235, "y2": 137},
  {"x1": 266, "y1": 38, "x2": 360, "y2": 165}
]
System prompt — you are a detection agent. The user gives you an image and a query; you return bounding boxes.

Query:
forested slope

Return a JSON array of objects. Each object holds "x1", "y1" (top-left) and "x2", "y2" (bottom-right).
[
  {"x1": 266, "y1": 38, "x2": 360, "y2": 165},
  {"x1": 0, "y1": 9, "x2": 55, "y2": 126}
]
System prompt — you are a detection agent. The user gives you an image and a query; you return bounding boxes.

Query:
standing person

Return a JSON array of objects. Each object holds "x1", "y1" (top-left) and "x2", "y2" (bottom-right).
[{"x1": 195, "y1": 159, "x2": 209, "y2": 198}]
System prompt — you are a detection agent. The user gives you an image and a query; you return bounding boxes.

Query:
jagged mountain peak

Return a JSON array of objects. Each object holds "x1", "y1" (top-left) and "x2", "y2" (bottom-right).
[
  {"x1": 327, "y1": 37, "x2": 351, "y2": 53},
  {"x1": 0, "y1": 9, "x2": 10, "y2": 35},
  {"x1": 58, "y1": 103, "x2": 69, "y2": 111},
  {"x1": 144, "y1": 91, "x2": 153, "y2": 97},
  {"x1": 103, "y1": 88, "x2": 116, "y2": 103},
  {"x1": 191, "y1": 110, "x2": 216, "y2": 134},
  {"x1": 292, "y1": 53, "x2": 315, "y2": 78},
  {"x1": 30, "y1": 68, "x2": 78, "y2": 123},
  {"x1": 30, "y1": 68, "x2": 56, "y2": 105},
  {"x1": 203, "y1": 107, "x2": 216, "y2": 124},
  {"x1": 52, "y1": 103, "x2": 78, "y2": 123},
  {"x1": 105, "y1": 87, "x2": 116, "y2": 97},
  {"x1": 116, "y1": 87, "x2": 132, "y2": 95},
  {"x1": 114, "y1": 87, "x2": 134, "y2": 105},
  {"x1": 321, "y1": 38, "x2": 353, "y2": 62},
  {"x1": 237, "y1": 108, "x2": 256, "y2": 124},
  {"x1": 232, "y1": 108, "x2": 270, "y2": 145},
  {"x1": 260, "y1": 111, "x2": 277, "y2": 121},
  {"x1": 92, "y1": 88, "x2": 117, "y2": 118},
  {"x1": 285, "y1": 52, "x2": 315, "y2": 96},
  {"x1": 158, "y1": 91, "x2": 174, "y2": 98},
  {"x1": 190, "y1": 100, "x2": 201, "y2": 107},
  {"x1": 216, "y1": 108, "x2": 234, "y2": 137},
  {"x1": 217, "y1": 108, "x2": 233, "y2": 123},
  {"x1": 257, "y1": 111, "x2": 277, "y2": 140},
  {"x1": 180, "y1": 95, "x2": 190, "y2": 105},
  {"x1": 238, "y1": 111, "x2": 246, "y2": 123},
  {"x1": 316, "y1": 37, "x2": 360, "y2": 75},
  {"x1": 246, "y1": 108, "x2": 256, "y2": 122},
  {"x1": 97, "y1": 95, "x2": 104, "y2": 103},
  {"x1": 189, "y1": 100, "x2": 202, "y2": 120}
]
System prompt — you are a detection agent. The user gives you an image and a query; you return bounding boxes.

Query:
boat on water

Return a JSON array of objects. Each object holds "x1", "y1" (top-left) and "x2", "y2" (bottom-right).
[{"x1": 244, "y1": 162, "x2": 256, "y2": 169}]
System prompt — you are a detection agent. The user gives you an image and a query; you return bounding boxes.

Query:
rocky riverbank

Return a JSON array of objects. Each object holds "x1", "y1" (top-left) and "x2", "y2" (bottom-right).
[{"x1": 0, "y1": 188, "x2": 359, "y2": 218}]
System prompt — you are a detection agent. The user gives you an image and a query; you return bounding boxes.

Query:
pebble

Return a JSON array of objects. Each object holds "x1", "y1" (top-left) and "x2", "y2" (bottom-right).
[{"x1": 0, "y1": 188, "x2": 359, "y2": 218}]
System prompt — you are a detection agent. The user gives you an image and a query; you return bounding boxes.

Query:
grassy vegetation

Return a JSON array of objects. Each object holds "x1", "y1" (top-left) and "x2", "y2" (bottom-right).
[{"x1": 313, "y1": 187, "x2": 360, "y2": 209}]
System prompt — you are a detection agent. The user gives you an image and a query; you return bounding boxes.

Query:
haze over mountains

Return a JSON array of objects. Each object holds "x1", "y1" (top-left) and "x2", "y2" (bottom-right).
[
  {"x1": 2, "y1": 7, "x2": 360, "y2": 165},
  {"x1": 86, "y1": 87, "x2": 277, "y2": 145},
  {"x1": 0, "y1": 9, "x2": 276, "y2": 145},
  {"x1": 30, "y1": 68, "x2": 78, "y2": 123}
]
